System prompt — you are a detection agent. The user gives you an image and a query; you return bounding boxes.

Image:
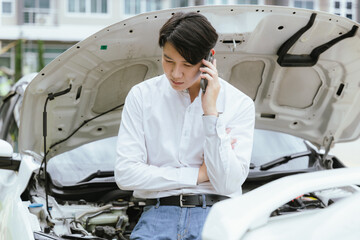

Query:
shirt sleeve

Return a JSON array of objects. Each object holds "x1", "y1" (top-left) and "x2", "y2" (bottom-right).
[
  {"x1": 115, "y1": 87, "x2": 199, "y2": 192},
  {"x1": 202, "y1": 96, "x2": 255, "y2": 195}
]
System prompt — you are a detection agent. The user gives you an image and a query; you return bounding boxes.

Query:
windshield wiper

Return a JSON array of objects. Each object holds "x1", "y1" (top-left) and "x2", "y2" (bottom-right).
[
  {"x1": 260, "y1": 150, "x2": 312, "y2": 171},
  {"x1": 77, "y1": 170, "x2": 114, "y2": 184}
]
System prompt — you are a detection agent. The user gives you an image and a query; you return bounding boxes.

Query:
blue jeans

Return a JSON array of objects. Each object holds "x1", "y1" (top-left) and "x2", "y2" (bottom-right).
[{"x1": 130, "y1": 205, "x2": 211, "y2": 240}]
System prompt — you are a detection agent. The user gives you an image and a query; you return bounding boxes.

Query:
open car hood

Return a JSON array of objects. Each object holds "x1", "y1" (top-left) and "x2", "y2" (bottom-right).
[{"x1": 19, "y1": 5, "x2": 360, "y2": 158}]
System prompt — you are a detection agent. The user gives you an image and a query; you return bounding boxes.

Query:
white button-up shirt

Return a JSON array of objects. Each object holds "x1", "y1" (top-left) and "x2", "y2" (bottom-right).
[{"x1": 115, "y1": 74, "x2": 255, "y2": 199}]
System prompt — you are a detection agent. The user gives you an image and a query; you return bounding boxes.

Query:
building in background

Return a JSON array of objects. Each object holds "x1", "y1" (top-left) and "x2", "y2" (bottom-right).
[{"x1": 0, "y1": 0, "x2": 359, "y2": 86}]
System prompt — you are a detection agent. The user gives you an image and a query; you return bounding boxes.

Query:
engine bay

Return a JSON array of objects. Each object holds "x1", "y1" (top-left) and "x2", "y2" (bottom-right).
[{"x1": 22, "y1": 172, "x2": 359, "y2": 240}]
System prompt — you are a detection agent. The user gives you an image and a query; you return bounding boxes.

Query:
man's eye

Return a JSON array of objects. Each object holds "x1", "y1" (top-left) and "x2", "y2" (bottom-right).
[{"x1": 184, "y1": 64, "x2": 192, "y2": 67}]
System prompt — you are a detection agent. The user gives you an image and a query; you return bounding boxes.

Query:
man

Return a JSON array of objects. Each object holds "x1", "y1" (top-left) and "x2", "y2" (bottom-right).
[{"x1": 115, "y1": 11, "x2": 255, "y2": 239}]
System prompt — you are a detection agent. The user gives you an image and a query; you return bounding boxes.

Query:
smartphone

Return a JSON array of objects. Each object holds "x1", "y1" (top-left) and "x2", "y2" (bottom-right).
[{"x1": 200, "y1": 50, "x2": 215, "y2": 94}]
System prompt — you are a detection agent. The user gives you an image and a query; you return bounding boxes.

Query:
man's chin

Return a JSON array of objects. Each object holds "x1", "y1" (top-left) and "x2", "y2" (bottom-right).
[
  {"x1": 171, "y1": 85, "x2": 187, "y2": 92},
  {"x1": 170, "y1": 81, "x2": 186, "y2": 90}
]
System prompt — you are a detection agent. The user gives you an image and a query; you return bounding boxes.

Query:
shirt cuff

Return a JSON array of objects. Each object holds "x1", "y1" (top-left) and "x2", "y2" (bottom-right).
[{"x1": 202, "y1": 115, "x2": 218, "y2": 136}]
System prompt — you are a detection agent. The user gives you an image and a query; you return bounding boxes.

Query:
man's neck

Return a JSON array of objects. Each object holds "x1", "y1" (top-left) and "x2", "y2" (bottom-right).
[{"x1": 188, "y1": 81, "x2": 200, "y2": 103}]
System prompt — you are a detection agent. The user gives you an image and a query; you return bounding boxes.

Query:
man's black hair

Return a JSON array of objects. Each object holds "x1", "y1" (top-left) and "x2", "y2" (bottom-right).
[{"x1": 159, "y1": 12, "x2": 218, "y2": 65}]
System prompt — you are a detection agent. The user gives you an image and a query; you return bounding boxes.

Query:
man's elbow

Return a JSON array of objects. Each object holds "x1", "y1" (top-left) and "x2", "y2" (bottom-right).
[
  {"x1": 114, "y1": 169, "x2": 134, "y2": 191},
  {"x1": 116, "y1": 182, "x2": 134, "y2": 191}
]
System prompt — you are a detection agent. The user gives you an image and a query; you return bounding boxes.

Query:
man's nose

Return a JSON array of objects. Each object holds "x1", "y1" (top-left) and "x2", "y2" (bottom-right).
[{"x1": 172, "y1": 65, "x2": 183, "y2": 79}]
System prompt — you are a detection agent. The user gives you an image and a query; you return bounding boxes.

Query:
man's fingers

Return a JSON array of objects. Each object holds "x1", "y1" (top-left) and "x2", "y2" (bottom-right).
[
  {"x1": 231, "y1": 138, "x2": 237, "y2": 149},
  {"x1": 226, "y1": 128, "x2": 236, "y2": 149}
]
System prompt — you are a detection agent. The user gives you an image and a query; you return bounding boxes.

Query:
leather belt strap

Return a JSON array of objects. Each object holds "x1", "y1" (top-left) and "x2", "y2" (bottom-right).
[{"x1": 145, "y1": 194, "x2": 229, "y2": 207}]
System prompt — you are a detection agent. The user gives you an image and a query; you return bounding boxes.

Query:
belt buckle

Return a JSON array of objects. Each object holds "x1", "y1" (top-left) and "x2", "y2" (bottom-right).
[{"x1": 180, "y1": 194, "x2": 196, "y2": 208}]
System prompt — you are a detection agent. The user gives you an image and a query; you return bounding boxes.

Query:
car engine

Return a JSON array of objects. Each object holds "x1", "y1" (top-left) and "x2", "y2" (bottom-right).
[
  {"x1": 23, "y1": 173, "x2": 359, "y2": 240},
  {"x1": 24, "y1": 175, "x2": 142, "y2": 240},
  {"x1": 270, "y1": 185, "x2": 358, "y2": 216}
]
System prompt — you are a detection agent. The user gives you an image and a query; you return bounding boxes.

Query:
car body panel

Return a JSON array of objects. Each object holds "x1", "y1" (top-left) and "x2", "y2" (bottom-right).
[
  {"x1": 0, "y1": 140, "x2": 13, "y2": 157},
  {"x1": 18, "y1": 5, "x2": 360, "y2": 159},
  {"x1": 241, "y1": 191, "x2": 360, "y2": 240},
  {"x1": 0, "y1": 155, "x2": 40, "y2": 240},
  {"x1": 202, "y1": 167, "x2": 360, "y2": 240}
]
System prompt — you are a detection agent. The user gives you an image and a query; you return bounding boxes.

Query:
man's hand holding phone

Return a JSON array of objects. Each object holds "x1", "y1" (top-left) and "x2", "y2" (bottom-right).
[
  {"x1": 200, "y1": 50, "x2": 214, "y2": 94},
  {"x1": 200, "y1": 49, "x2": 220, "y2": 116}
]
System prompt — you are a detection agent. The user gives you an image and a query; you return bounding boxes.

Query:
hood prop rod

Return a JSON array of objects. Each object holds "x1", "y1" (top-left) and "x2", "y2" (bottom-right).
[
  {"x1": 42, "y1": 84, "x2": 72, "y2": 218},
  {"x1": 321, "y1": 136, "x2": 334, "y2": 169}
]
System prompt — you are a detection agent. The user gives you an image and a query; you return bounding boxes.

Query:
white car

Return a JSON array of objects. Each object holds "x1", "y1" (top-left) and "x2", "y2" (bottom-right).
[{"x1": 1, "y1": 5, "x2": 360, "y2": 240}]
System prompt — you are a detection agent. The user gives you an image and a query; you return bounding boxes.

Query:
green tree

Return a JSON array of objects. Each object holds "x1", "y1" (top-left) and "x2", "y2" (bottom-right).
[
  {"x1": 37, "y1": 40, "x2": 45, "y2": 72},
  {"x1": 14, "y1": 39, "x2": 23, "y2": 82}
]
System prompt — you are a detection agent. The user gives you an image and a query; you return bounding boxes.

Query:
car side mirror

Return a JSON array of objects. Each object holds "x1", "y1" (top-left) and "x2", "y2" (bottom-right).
[{"x1": 0, "y1": 139, "x2": 20, "y2": 171}]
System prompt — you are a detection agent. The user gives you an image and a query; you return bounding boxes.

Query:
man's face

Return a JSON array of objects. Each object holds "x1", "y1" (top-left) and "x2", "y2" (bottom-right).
[{"x1": 162, "y1": 42, "x2": 202, "y2": 91}]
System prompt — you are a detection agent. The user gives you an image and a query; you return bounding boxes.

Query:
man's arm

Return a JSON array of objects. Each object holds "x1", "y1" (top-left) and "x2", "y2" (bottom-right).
[
  {"x1": 203, "y1": 100, "x2": 255, "y2": 195},
  {"x1": 197, "y1": 161, "x2": 209, "y2": 184},
  {"x1": 115, "y1": 87, "x2": 200, "y2": 192},
  {"x1": 197, "y1": 128, "x2": 238, "y2": 184},
  {"x1": 199, "y1": 58, "x2": 255, "y2": 195}
]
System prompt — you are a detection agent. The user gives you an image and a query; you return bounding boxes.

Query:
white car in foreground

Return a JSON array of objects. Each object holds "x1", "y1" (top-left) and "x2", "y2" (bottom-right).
[{"x1": 1, "y1": 5, "x2": 360, "y2": 240}]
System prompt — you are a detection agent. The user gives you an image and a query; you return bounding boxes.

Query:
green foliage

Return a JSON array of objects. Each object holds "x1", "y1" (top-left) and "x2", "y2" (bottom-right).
[
  {"x1": 14, "y1": 39, "x2": 23, "y2": 82},
  {"x1": 37, "y1": 40, "x2": 45, "y2": 72}
]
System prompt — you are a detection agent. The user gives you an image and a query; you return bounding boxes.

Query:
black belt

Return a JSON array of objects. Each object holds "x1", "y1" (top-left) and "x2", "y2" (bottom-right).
[{"x1": 145, "y1": 194, "x2": 229, "y2": 208}]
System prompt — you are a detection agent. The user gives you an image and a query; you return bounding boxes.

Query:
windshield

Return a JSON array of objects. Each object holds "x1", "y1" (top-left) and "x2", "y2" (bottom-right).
[
  {"x1": 47, "y1": 129, "x2": 315, "y2": 186},
  {"x1": 251, "y1": 129, "x2": 311, "y2": 171},
  {"x1": 47, "y1": 137, "x2": 117, "y2": 186}
]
